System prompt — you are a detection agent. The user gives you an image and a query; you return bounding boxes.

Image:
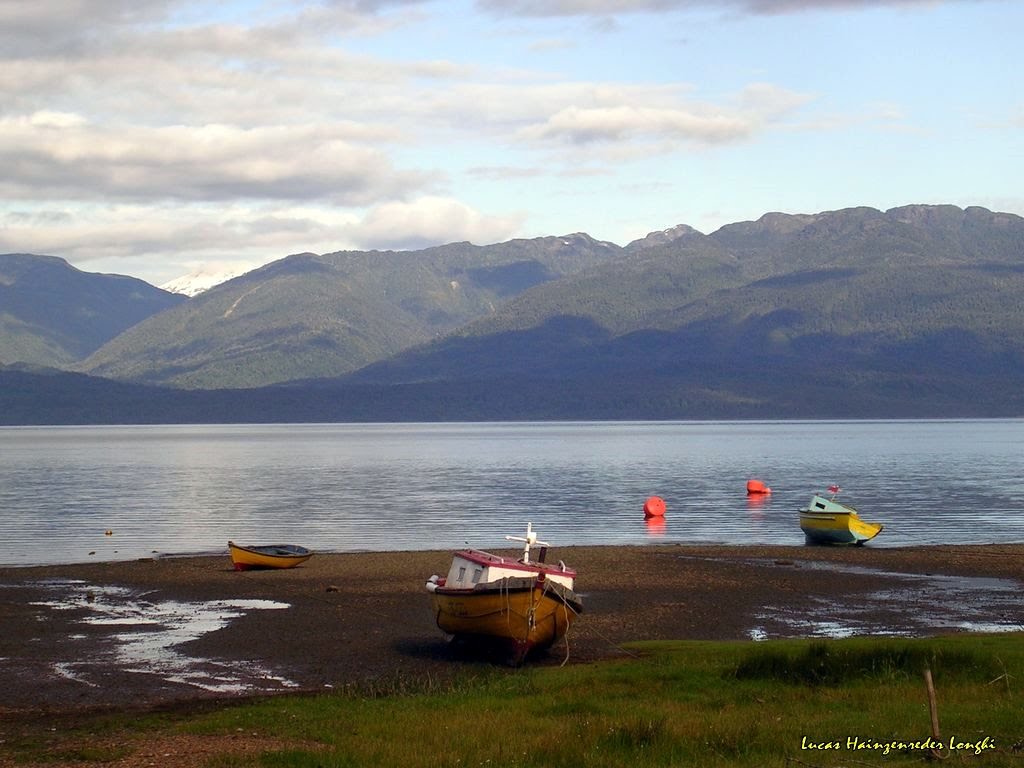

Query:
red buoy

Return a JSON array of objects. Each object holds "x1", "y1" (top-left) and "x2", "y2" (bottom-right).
[
  {"x1": 746, "y1": 479, "x2": 771, "y2": 495},
  {"x1": 643, "y1": 495, "x2": 666, "y2": 518}
]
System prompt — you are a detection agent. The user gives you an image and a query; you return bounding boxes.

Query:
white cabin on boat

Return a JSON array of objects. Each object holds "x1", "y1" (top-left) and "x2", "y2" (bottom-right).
[
  {"x1": 438, "y1": 549, "x2": 576, "y2": 591},
  {"x1": 426, "y1": 523, "x2": 577, "y2": 593}
]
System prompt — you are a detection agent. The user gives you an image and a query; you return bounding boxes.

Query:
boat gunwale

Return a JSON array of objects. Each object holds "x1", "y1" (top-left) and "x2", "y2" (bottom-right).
[
  {"x1": 228, "y1": 541, "x2": 312, "y2": 558},
  {"x1": 799, "y1": 510, "x2": 883, "y2": 526},
  {"x1": 433, "y1": 574, "x2": 578, "y2": 595},
  {"x1": 431, "y1": 577, "x2": 583, "y2": 614}
]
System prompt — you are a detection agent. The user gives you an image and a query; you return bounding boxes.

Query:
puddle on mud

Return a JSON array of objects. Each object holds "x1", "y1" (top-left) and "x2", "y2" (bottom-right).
[
  {"x1": 744, "y1": 560, "x2": 1024, "y2": 641},
  {"x1": 30, "y1": 579, "x2": 298, "y2": 693}
]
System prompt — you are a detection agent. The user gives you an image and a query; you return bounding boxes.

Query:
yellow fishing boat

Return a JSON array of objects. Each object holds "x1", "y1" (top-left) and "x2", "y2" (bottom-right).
[
  {"x1": 798, "y1": 487, "x2": 883, "y2": 545},
  {"x1": 228, "y1": 541, "x2": 313, "y2": 570},
  {"x1": 426, "y1": 523, "x2": 582, "y2": 664}
]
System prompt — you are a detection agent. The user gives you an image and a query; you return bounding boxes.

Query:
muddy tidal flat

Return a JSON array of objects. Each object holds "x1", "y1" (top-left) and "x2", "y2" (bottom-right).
[{"x1": 2, "y1": 544, "x2": 1023, "y2": 716}]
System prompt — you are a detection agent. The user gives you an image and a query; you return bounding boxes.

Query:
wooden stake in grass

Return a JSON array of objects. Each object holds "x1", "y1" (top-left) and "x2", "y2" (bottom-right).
[
  {"x1": 924, "y1": 667, "x2": 946, "y2": 761},
  {"x1": 924, "y1": 667, "x2": 940, "y2": 740}
]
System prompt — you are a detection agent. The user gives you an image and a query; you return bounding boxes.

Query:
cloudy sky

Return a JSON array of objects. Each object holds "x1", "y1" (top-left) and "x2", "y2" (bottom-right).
[{"x1": 1, "y1": 0, "x2": 1020, "y2": 286}]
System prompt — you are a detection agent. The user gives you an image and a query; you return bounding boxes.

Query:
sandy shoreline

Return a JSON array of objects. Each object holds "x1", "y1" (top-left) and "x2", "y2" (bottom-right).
[{"x1": 2, "y1": 543, "x2": 1023, "y2": 717}]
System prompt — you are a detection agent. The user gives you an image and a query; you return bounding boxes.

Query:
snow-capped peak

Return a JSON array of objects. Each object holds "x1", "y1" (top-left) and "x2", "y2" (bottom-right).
[{"x1": 160, "y1": 263, "x2": 255, "y2": 297}]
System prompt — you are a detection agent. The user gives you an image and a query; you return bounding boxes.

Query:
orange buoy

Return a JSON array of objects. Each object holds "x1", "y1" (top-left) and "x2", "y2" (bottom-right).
[
  {"x1": 643, "y1": 495, "x2": 666, "y2": 518},
  {"x1": 746, "y1": 479, "x2": 771, "y2": 495}
]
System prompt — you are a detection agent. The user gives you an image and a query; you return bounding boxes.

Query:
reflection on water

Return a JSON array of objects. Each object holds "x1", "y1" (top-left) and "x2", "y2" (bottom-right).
[
  {"x1": 1, "y1": 420, "x2": 1023, "y2": 566},
  {"x1": 746, "y1": 494, "x2": 770, "y2": 519},
  {"x1": 644, "y1": 517, "x2": 667, "y2": 536}
]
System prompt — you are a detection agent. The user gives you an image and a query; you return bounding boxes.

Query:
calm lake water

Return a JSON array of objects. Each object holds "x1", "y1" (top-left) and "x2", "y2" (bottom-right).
[{"x1": 2, "y1": 421, "x2": 1023, "y2": 567}]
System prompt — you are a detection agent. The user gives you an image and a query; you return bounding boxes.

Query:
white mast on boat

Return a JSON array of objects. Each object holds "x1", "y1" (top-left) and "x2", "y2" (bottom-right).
[{"x1": 505, "y1": 522, "x2": 550, "y2": 564}]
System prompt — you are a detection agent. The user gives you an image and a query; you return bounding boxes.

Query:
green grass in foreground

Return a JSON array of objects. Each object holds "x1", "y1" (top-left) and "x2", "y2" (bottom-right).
[{"x1": 8, "y1": 634, "x2": 1024, "y2": 767}]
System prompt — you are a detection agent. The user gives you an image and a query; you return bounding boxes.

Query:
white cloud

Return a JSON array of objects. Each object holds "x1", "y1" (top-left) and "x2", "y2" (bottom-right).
[
  {"x1": 528, "y1": 37, "x2": 577, "y2": 52},
  {"x1": 0, "y1": 197, "x2": 522, "y2": 283},
  {"x1": 28, "y1": 110, "x2": 89, "y2": 128},
  {"x1": 0, "y1": 117, "x2": 432, "y2": 204},
  {"x1": 474, "y1": 0, "x2": 965, "y2": 18},
  {"x1": 520, "y1": 105, "x2": 752, "y2": 144},
  {"x1": 517, "y1": 83, "x2": 812, "y2": 147},
  {"x1": 345, "y1": 196, "x2": 525, "y2": 250},
  {"x1": 0, "y1": 0, "x2": 434, "y2": 56},
  {"x1": 738, "y1": 83, "x2": 815, "y2": 118},
  {"x1": 0, "y1": 201, "x2": 354, "y2": 279},
  {"x1": 0, "y1": 0, "x2": 173, "y2": 55}
]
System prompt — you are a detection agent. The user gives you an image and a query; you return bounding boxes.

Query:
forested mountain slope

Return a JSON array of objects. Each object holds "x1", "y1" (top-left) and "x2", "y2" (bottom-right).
[
  {"x1": 80, "y1": 234, "x2": 619, "y2": 388},
  {"x1": 0, "y1": 253, "x2": 185, "y2": 368}
]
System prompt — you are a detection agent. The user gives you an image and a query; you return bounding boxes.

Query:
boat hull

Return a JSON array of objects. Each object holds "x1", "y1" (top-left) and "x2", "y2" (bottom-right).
[
  {"x1": 430, "y1": 576, "x2": 581, "y2": 662},
  {"x1": 798, "y1": 494, "x2": 883, "y2": 545},
  {"x1": 798, "y1": 512, "x2": 883, "y2": 545},
  {"x1": 228, "y1": 541, "x2": 313, "y2": 570}
]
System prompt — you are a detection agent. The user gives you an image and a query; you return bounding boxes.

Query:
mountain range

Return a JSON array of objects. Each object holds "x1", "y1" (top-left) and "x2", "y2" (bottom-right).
[
  {"x1": 3, "y1": 204, "x2": 1024, "y2": 423},
  {"x1": 0, "y1": 253, "x2": 185, "y2": 368},
  {"x1": 79, "y1": 234, "x2": 618, "y2": 388}
]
